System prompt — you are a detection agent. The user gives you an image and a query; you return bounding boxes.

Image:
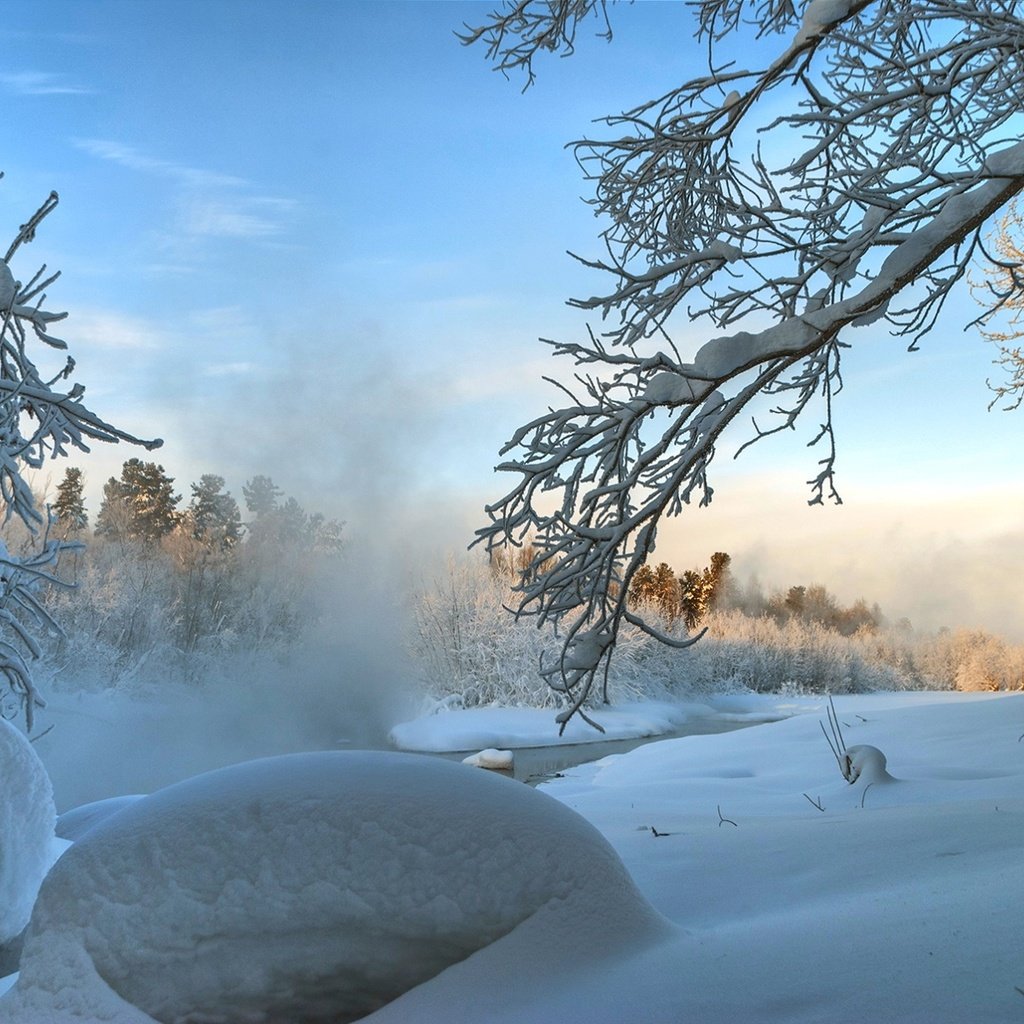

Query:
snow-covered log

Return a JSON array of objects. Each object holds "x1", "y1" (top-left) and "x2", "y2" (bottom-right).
[{"x1": 466, "y1": 1, "x2": 1024, "y2": 726}]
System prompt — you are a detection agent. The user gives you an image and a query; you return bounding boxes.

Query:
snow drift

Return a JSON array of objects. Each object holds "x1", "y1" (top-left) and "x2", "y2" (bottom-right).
[
  {"x1": 3, "y1": 749, "x2": 666, "y2": 1023},
  {"x1": 0, "y1": 719, "x2": 58, "y2": 948}
]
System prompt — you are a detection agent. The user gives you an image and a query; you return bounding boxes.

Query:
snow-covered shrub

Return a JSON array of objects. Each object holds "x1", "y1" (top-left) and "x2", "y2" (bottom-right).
[{"x1": 4, "y1": 751, "x2": 665, "y2": 1023}]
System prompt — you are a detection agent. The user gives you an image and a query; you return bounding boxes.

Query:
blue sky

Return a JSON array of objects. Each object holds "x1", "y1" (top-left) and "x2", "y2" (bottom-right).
[{"x1": 1, "y1": 1, "x2": 1022, "y2": 636}]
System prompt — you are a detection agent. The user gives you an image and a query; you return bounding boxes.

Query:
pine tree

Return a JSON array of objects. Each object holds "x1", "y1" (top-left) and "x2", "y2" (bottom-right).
[
  {"x1": 652, "y1": 562, "x2": 680, "y2": 623},
  {"x1": 52, "y1": 467, "x2": 88, "y2": 534},
  {"x1": 188, "y1": 475, "x2": 241, "y2": 549},
  {"x1": 96, "y1": 460, "x2": 179, "y2": 543},
  {"x1": 242, "y1": 475, "x2": 282, "y2": 518},
  {"x1": 94, "y1": 476, "x2": 130, "y2": 540},
  {"x1": 702, "y1": 552, "x2": 733, "y2": 612},
  {"x1": 679, "y1": 570, "x2": 707, "y2": 631}
]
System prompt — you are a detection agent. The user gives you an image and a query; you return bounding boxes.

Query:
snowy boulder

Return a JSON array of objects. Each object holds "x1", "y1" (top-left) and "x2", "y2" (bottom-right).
[
  {"x1": 5, "y1": 750, "x2": 665, "y2": 1023},
  {"x1": 0, "y1": 718, "x2": 59, "y2": 946}
]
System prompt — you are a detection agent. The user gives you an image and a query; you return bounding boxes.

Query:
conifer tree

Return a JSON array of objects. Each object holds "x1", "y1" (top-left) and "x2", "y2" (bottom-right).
[
  {"x1": 52, "y1": 467, "x2": 87, "y2": 534},
  {"x1": 242, "y1": 475, "x2": 282, "y2": 518},
  {"x1": 188, "y1": 475, "x2": 241, "y2": 549},
  {"x1": 96, "y1": 460, "x2": 179, "y2": 544}
]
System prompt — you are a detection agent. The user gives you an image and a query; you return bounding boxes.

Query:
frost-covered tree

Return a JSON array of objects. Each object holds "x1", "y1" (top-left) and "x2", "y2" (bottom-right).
[
  {"x1": 465, "y1": 0, "x2": 1024, "y2": 728},
  {"x1": 52, "y1": 467, "x2": 87, "y2": 534},
  {"x1": 0, "y1": 187, "x2": 159, "y2": 725},
  {"x1": 973, "y1": 199, "x2": 1024, "y2": 409}
]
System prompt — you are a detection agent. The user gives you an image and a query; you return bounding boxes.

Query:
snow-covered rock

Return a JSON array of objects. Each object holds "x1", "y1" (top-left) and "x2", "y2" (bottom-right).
[
  {"x1": 0, "y1": 719, "x2": 59, "y2": 946},
  {"x1": 3, "y1": 750, "x2": 666, "y2": 1023}
]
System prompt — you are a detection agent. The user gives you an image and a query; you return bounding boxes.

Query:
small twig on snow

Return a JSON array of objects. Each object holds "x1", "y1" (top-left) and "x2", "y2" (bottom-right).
[
  {"x1": 650, "y1": 826, "x2": 672, "y2": 837},
  {"x1": 28, "y1": 723, "x2": 54, "y2": 744},
  {"x1": 860, "y1": 782, "x2": 874, "y2": 809},
  {"x1": 717, "y1": 804, "x2": 737, "y2": 828},
  {"x1": 803, "y1": 793, "x2": 825, "y2": 812}
]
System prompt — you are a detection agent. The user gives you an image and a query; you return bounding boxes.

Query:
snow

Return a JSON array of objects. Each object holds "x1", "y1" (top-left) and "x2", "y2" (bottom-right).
[
  {"x1": 1, "y1": 690, "x2": 1021, "y2": 1022},
  {"x1": 390, "y1": 697, "x2": 753, "y2": 752},
  {"x1": 55, "y1": 795, "x2": 145, "y2": 842},
  {"x1": 461, "y1": 747, "x2": 514, "y2": 770},
  {"x1": 0, "y1": 719, "x2": 60, "y2": 946},
  {"x1": 371, "y1": 691, "x2": 1024, "y2": 1023},
  {"x1": 2, "y1": 750, "x2": 665, "y2": 1023}
]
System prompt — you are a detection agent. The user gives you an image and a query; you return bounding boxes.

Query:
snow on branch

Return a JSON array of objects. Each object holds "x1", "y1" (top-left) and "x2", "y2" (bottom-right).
[
  {"x1": 0, "y1": 185, "x2": 162, "y2": 727},
  {"x1": 465, "y1": 1, "x2": 1024, "y2": 727}
]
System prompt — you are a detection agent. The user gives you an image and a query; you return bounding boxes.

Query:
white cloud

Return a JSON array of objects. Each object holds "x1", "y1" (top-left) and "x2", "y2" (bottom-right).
[{"x1": 0, "y1": 71, "x2": 92, "y2": 95}]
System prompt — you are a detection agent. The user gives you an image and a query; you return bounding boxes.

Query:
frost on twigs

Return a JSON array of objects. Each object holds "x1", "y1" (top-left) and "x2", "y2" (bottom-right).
[
  {"x1": 466, "y1": 1, "x2": 1024, "y2": 727},
  {"x1": 0, "y1": 183, "x2": 161, "y2": 728}
]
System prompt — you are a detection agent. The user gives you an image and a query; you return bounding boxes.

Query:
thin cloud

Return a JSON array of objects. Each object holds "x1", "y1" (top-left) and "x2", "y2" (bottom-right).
[
  {"x1": 182, "y1": 196, "x2": 296, "y2": 240},
  {"x1": 74, "y1": 138, "x2": 298, "y2": 244},
  {"x1": 68, "y1": 308, "x2": 164, "y2": 351},
  {"x1": 74, "y1": 138, "x2": 246, "y2": 189},
  {"x1": 202, "y1": 362, "x2": 259, "y2": 378},
  {"x1": 0, "y1": 71, "x2": 92, "y2": 95}
]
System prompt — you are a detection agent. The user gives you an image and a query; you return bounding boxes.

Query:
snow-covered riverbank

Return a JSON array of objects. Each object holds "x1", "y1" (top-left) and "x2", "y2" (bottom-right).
[{"x1": 2, "y1": 690, "x2": 1020, "y2": 1021}]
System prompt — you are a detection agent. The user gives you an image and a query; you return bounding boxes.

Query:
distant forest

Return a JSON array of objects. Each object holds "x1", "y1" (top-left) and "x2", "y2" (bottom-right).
[{"x1": 4, "y1": 464, "x2": 1021, "y2": 714}]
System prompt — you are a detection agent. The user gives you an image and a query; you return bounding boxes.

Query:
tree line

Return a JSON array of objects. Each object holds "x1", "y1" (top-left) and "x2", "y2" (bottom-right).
[
  {"x1": 627, "y1": 553, "x2": 883, "y2": 639},
  {"x1": 0, "y1": 463, "x2": 346, "y2": 698},
  {"x1": 413, "y1": 553, "x2": 1024, "y2": 711},
  {"x1": 50, "y1": 462, "x2": 342, "y2": 554}
]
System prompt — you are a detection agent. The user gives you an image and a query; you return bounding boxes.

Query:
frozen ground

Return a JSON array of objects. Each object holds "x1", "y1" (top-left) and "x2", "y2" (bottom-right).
[{"x1": 0, "y1": 690, "x2": 1020, "y2": 1021}]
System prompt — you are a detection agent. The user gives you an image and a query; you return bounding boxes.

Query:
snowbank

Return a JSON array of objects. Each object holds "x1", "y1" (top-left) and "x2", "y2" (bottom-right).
[
  {"x1": 3, "y1": 750, "x2": 666, "y2": 1023},
  {"x1": 0, "y1": 719, "x2": 59, "y2": 946},
  {"x1": 391, "y1": 698, "x2": 722, "y2": 751}
]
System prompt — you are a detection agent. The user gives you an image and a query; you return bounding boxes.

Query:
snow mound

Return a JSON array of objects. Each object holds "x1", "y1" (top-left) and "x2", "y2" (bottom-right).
[
  {"x1": 4, "y1": 750, "x2": 665, "y2": 1023},
  {"x1": 0, "y1": 719, "x2": 58, "y2": 945},
  {"x1": 462, "y1": 747, "x2": 514, "y2": 770},
  {"x1": 56, "y1": 794, "x2": 145, "y2": 842}
]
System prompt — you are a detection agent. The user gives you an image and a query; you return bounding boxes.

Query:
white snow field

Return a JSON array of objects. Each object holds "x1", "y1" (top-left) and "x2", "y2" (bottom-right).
[{"x1": 0, "y1": 691, "x2": 1021, "y2": 1022}]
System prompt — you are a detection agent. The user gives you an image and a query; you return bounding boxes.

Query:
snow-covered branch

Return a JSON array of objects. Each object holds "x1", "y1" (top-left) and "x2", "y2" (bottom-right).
[
  {"x1": 0, "y1": 186, "x2": 161, "y2": 726},
  {"x1": 465, "y1": 1, "x2": 1024, "y2": 726}
]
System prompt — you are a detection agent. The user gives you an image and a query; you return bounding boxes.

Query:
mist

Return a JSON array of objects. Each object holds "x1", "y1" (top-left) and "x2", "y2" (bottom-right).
[{"x1": 657, "y1": 472, "x2": 1024, "y2": 642}]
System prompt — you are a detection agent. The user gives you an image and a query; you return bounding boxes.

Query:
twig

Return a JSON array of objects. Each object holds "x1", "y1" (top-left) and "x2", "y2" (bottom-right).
[
  {"x1": 717, "y1": 804, "x2": 737, "y2": 828},
  {"x1": 649, "y1": 825, "x2": 672, "y2": 837},
  {"x1": 803, "y1": 793, "x2": 825, "y2": 812},
  {"x1": 28, "y1": 723, "x2": 54, "y2": 744},
  {"x1": 860, "y1": 782, "x2": 874, "y2": 809},
  {"x1": 820, "y1": 695, "x2": 852, "y2": 781}
]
